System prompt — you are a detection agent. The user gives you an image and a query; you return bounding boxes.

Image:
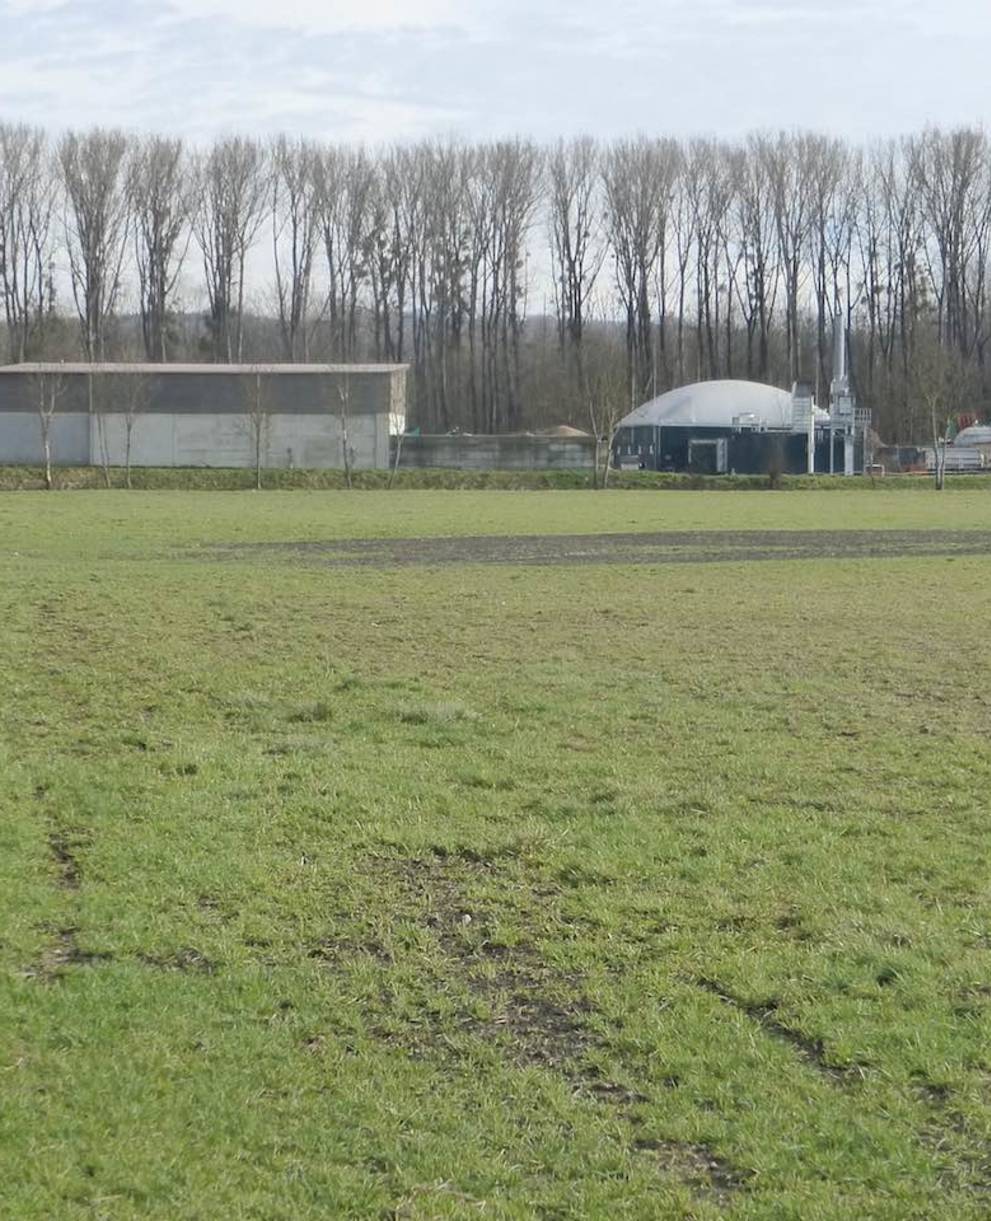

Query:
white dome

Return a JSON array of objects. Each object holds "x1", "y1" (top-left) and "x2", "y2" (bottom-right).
[{"x1": 618, "y1": 380, "x2": 794, "y2": 430}]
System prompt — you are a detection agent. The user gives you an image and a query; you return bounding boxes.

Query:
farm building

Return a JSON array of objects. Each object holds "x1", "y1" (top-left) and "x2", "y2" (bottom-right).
[
  {"x1": 0, "y1": 363, "x2": 407, "y2": 470},
  {"x1": 612, "y1": 378, "x2": 869, "y2": 476}
]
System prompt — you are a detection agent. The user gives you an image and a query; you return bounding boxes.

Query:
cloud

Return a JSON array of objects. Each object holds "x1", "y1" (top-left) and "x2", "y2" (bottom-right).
[
  {"x1": 163, "y1": 0, "x2": 475, "y2": 34},
  {"x1": 0, "y1": 0, "x2": 66, "y2": 11},
  {"x1": 0, "y1": 0, "x2": 988, "y2": 144}
]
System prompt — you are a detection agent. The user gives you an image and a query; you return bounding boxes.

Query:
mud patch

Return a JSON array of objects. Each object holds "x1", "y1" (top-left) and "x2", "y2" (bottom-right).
[
  {"x1": 311, "y1": 935, "x2": 393, "y2": 966},
  {"x1": 25, "y1": 927, "x2": 114, "y2": 982},
  {"x1": 138, "y1": 948, "x2": 218, "y2": 974},
  {"x1": 366, "y1": 852, "x2": 594, "y2": 1073},
  {"x1": 696, "y1": 977, "x2": 868, "y2": 1084},
  {"x1": 213, "y1": 528, "x2": 991, "y2": 570},
  {"x1": 920, "y1": 1114, "x2": 991, "y2": 1195},
  {"x1": 634, "y1": 1138, "x2": 747, "y2": 1208},
  {"x1": 25, "y1": 831, "x2": 109, "y2": 981},
  {"x1": 48, "y1": 829, "x2": 82, "y2": 890},
  {"x1": 324, "y1": 851, "x2": 747, "y2": 1204}
]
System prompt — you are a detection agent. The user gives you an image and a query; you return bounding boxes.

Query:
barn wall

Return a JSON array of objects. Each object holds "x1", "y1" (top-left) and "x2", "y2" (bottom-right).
[{"x1": 84, "y1": 413, "x2": 385, "y2": 469}]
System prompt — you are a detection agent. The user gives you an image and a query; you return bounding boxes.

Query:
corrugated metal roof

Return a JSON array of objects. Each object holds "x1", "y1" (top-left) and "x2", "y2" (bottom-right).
[{"x1": 0, "y1": 362, "x2": 408, "y2": 374}]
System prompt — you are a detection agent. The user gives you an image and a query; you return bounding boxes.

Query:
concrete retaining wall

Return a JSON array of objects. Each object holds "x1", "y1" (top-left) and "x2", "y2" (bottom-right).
[{"x1": 396, "y1": 433, "x2": 594, "y2": 471}]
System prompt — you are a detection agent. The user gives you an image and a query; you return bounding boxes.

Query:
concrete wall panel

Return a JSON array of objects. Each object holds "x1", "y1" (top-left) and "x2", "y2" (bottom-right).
[
  {"x1": 0, "y1": 412, "x2": 89, "y2": 464},
  {"x1": 90, "y1": 414, "x2": 176, "y2": 468},
  {"x1": 174, "y1": 414, "x2": 250, "y2": 467},
  {"x1": 76, "y1": 412, "x2": 382, "y2": 469}
]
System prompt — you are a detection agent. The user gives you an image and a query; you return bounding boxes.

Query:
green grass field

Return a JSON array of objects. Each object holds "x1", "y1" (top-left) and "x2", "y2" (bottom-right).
[{"x1": 2, "y1": 490, "x2": 991, "y2": 1218}]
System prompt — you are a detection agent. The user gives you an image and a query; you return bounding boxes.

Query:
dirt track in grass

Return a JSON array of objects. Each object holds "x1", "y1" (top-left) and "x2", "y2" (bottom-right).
[{"x1": 219, "y1": 528, "x2": 991, "y2": 568}]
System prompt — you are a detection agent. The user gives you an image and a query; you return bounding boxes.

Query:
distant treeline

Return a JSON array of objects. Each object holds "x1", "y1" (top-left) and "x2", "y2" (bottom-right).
[{"x1": 1, "y1": 123, "x2": 990, "y2": 440}]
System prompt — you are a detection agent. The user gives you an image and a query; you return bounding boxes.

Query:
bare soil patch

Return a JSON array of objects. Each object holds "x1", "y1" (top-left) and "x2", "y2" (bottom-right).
[
  {"x1": 138, "y1": 948, "x2": 218, "y2": 974},
  {"x1": 217, "y1": 528, "x2": 991, "y2": 569},
  {"x1": 48, "y1": 830, "x2": 82, "y2": 890},
  {"x1": 25, "y1": 831, "x2": 107, "y2": 981},
  {"x1": 697, "y1": 977, "x2": 868, "y2": 1084},
  {"x1": 25, "y1": 927, "x2": 115, "y2": 981},
  {"x1": 317, "y1": 852, "x2": 746, "y2": 1204}
]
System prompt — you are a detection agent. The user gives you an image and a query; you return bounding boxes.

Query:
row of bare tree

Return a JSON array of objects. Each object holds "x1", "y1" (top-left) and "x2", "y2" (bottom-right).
[{"x1": 2, "y1": 123, "x2": 991, "y2": 440}]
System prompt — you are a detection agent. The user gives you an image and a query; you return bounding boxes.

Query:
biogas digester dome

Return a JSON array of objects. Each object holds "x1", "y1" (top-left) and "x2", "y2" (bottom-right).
[
  {"x1": 954, "y1": 424, "x2": 991, "y2": 448},
  {"x1": 618, "y1": 380, "x2": 794, "y2": 431},
  {"x1": 613, "y1": 379, "x2": 811, "y2": 475}
]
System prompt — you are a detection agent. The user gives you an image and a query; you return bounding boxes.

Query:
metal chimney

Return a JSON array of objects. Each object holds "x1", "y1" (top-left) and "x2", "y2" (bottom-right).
[{"x1": 832, "y1": 314, "x2": 847, "y2": 389}]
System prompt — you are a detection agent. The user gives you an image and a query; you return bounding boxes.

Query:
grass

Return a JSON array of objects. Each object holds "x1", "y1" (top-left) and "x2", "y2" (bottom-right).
[{"x1": 2, "y1": 491, "x2": 990, "y2": 1217}]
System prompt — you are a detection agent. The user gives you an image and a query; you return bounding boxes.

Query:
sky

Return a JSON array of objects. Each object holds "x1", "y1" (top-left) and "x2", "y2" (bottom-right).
[{"x1": 0, "y1": 0, "x2": 989, "y2": 145}]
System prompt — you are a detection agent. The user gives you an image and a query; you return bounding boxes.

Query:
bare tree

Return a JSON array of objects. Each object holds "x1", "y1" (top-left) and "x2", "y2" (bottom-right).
[
  {"x1": 0, "y1": 123, "x2": 55, "y2": 362},
  {"x1": 194, "y1": 136, "x2": 267, "y2": 361},
  {"x1": 805, "y1": 136, "x2": 851, "y2": 400},
  {"x1": 729, "y1": 136, "x2": 780, "y2": 380},
  {"x1": 271, "y1": 135, "x2": 318, "y2": 361},
  {"x1": 315, "y1": 145, "x2": 377, "y2": 363},
  {"x1": 387, "y1": 422, "x2": 406, "y2": 489},
  {"x1": 669, "y1": 156, "x2": 696, "y2": 385},
  {"x1": 603, "y1": 138, "x2": 678, "y2": 403},
  {"x1": 31, "y1": 364, "x2": 65, "y2": 490},
  {"x1": 119, "y1": 368, "x2": 152, "y2": 488},
  {"x1": 405, "y1": 141, "x2": 478, "y2": 432},
  {"x1": 685, "y1": 139, "x2": 731, "y2": 381},
  {"x1": 129, "y1": 136, "x2": 191, "y2": 361},
  {"x1": 92, "y1": 361, "x2": 152, "y2": 488},
  {"x1": 913, "y1": 128, "x2": 991, "y2": 361},
  {"x1": 58, "y1": 128, "x2": 130, "y2": 362},
  {"x1": 90, "y1": 369, "x2": 114, "y2": 487},
  {"x1": 369, "y1": 148, "x2": 414, "y2": 365},
  {"x1": 853, "y1": 139, "x2": 927, "y2": 439},
  {"x1": 583, "y1": 326, "x2": 628, "y2": 488},
  {"x1": 336, "y1": 370, "x2": 354, "y2": 488},
  {"x1": 767, "y1": 132, "x2": 815, "y2": 385},
  {"x1": 548, "y1": 136, "x2": 605, "y2": 411},
  {"x1": 911, "y1": 329, "x2": 973, "y2": 489},
  {"x1": 243, "y1": 366, "x2": 272, "y2": 489}
]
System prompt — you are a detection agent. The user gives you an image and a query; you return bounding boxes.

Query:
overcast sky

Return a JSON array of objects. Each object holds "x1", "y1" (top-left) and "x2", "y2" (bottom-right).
[{"x1": 0, "y1": 0, "x2": 988, "y2": 144}]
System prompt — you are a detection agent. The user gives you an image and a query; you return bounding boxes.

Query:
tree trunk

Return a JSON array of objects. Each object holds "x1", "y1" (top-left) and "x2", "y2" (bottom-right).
[
  {"x1": 931, "y1": 402, "x2": 947, "y2": 490},
  {"x1": 387, "y1": 428, "x2": 405, "y2": 490},
  {"x1": 42, "y1": 427, "x2": 52, "y2": 490}
]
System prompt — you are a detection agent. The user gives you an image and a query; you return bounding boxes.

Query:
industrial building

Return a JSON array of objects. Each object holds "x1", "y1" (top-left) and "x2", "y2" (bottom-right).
[
  {"x1": 613, "y1": 319, "x2": 870, "y2": 476},
  {"x1": 0, "y1": 363, "x2": 407, "y2": 470}
]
